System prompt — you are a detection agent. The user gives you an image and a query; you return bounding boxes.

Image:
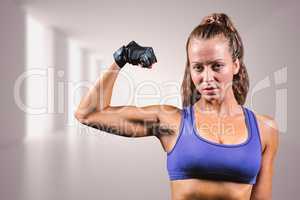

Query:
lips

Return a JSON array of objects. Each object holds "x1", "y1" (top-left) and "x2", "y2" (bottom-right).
[
  {"x1": 202, "y1": 86, "x2": 218, "y2": 95},
  {"x1": 203, "y1": 86, "x2": 217, "y2": 90}
]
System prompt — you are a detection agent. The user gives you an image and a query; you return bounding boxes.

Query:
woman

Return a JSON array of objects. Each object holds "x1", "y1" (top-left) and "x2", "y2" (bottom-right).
[{"x1": 75, "y1": 13, "x2": 279, "y2": 200}]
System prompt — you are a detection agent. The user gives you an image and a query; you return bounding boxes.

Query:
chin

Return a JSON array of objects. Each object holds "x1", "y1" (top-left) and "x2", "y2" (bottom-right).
[{"x1": 202, "y1": 94, "x2": 221, "y2": 102}]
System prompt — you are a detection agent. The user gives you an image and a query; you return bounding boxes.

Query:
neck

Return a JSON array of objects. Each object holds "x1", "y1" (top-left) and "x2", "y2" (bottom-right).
[{"x1": 194, "y1": 88, "x2": 242, "y2": 117}]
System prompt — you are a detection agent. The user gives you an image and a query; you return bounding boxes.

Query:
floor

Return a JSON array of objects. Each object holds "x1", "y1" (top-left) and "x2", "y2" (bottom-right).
[{"x1": 0, "y1": 128, "x2": 169, "y2": 200}]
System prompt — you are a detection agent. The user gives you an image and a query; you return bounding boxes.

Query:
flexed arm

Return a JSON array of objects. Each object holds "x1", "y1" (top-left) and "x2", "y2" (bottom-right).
[
  {"x1": 74, "y1": 41, "x2": 161, "y2": 138},
  {"x1": 75, "y1": 40, "x2": 157, "y2": 120},
  {"x1": 74, "y1": 61, "x2": 120, "y2": 120}
]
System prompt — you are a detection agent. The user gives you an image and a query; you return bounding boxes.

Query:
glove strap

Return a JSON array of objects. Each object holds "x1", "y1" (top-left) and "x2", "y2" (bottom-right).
[{"x1": 113, "y1": 46, "x2": 127, "y2": 68}]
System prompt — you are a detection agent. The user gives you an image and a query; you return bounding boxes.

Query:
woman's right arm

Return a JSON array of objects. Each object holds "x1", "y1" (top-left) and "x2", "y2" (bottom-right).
[
  {"x1": 74, "y1": 61, "x2": 120, "y2": 119},
  {"x1": 74, "y1": 41, "x2": 173, "y2": 138},
  {"x1": 76, "y1": 104, "x2": 174, "y2": 138}
]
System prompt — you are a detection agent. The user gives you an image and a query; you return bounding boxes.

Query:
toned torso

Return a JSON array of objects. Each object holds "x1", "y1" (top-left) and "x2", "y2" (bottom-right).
[{"x1": 156, "y1": 105, "x2": 268, "y2": 200}]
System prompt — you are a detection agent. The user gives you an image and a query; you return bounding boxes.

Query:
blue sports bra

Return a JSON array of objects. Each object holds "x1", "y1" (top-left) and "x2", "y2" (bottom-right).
[{"x1": 166, "y1": 105, "x2": 262, "y2": 184}]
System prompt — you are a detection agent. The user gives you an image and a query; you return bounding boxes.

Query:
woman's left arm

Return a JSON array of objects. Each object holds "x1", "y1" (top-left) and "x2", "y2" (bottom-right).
[{"x1": 250, "y1": 114, "x2": 279, "y2": 200}]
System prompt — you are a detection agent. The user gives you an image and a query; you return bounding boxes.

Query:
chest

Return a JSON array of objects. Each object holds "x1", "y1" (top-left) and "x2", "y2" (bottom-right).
[
  {"x1": 193, "y1": 113, "x2": 250, "y2": 145},
  {"x1": 166, "y1": 114, "x2": 263, "y2": 184},
  {"x1": 161, "y1": 111, "x2": 266, "y2": 154}
]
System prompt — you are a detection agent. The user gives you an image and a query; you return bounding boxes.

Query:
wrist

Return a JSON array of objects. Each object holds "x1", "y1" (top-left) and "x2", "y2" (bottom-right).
[
  {"x1": 113, "y1": 45, "x2": 127, "y2": 68},
  {"x1": 112, "y1": 61, "x2": 122, "y2": 70}
]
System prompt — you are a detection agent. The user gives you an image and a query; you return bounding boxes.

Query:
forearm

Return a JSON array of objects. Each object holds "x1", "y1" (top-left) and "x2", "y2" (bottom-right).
[
  {"x1": 75, "y1": 62, "x2": 121, "y2": 119},
  {"x1": 75, "y1": 40, "x2": 157, "y2": 120}
]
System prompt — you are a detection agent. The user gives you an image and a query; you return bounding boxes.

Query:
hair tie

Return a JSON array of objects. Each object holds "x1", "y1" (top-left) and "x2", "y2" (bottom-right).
[{"x1": 203, "y1": 15, "x2": 235, "y2": 32}]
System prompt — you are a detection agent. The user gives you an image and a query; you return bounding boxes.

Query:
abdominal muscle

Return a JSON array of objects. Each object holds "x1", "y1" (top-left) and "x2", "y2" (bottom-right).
[{"x1": 170, "y1": 178, "x2": 253, "y2": 200}]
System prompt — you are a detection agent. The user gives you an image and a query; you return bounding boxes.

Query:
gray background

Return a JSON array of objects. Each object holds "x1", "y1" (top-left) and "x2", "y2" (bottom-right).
[{"x1": 0, "y1": 0, "x2": 299, "y2": 199}]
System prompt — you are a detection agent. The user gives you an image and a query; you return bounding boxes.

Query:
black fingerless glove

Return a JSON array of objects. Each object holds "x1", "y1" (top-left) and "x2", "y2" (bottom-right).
[{"x1": 113, "y1": 41, "x2": 157, "y2": 69}]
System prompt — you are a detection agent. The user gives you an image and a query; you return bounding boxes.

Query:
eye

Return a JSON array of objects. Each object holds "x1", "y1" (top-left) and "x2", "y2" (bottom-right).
[
  {"x1": 193, "y1": 64, "x2": 204, "y2": 72},
  {"x1": 212, "y1": 63, "x2": 223, "y2": 71}
]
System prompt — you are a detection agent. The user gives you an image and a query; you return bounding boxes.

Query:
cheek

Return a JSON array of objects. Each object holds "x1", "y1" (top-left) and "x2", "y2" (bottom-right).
[
  {"x1": 220, "y1": 72, "x2": 233, "y2": 82},
  {"x1": 222, "y1": 67, "x2": 235, "y2": 80},
  {"x1": 217, "y1": 70, "x2": 235, "y2": 90},
  {"x1": 190, "y1": 71, "x2": 202, "y2": 85}
]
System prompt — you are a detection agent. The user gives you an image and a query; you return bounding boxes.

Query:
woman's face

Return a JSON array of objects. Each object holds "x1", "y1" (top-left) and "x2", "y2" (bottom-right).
[{"x1": 188, "y1": 36, "x2": 239, "y2": 102}]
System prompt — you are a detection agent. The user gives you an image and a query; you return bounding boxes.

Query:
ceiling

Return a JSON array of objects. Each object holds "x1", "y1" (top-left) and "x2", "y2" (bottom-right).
[
  {"x1": 18, "y1": 0, "x2": 289, "y2": 52},
  {"x1": 16, "y1": 0, "x2": 297, "y2": 72}
]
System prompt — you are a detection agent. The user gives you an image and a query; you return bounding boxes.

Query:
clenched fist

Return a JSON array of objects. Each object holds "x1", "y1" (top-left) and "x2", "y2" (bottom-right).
[{"x1": 113, "y1": 41, "x2": 157, "y2": 69}]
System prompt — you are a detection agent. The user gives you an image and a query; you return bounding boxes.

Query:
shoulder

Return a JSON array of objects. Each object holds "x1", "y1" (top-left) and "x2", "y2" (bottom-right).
[
  {"x1": 142, "y1": 104, "x2": 182, "y2": 131},
  {"x1": 251, "y1": 111, "x2": 279, "y2": 154},
  {"x1": 148, "y1": 105, "x2": 183, "y2": 153},
  {"x1": 132, "y1": 104, "x2": 181, "y2": 118},
  {"x1": 255, "y1": 113, "x2": 278, "y2": 131},
  {"x1": 152, "y1": 104, "x2": 182, "y2": 118}
]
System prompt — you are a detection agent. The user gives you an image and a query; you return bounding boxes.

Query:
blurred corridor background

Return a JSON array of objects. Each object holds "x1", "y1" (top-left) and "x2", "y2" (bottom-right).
[{"x1": 0, "y1": 0, "x2": 299, "y2": 199}]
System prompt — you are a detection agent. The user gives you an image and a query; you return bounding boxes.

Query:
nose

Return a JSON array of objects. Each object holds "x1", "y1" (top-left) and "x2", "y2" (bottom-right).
[{"x1": 202, "y1": 67, "x2": 215, "y2": 83}]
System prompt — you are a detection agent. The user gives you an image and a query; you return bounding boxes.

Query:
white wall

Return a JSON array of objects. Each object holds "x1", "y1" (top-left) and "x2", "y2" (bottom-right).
[
  {"x1": 25, "y1": 19, "x2": 98, "y2": 137},
  {"x1": 25, "y1": 16, "x2": 55, "y2": 137},
  {"x1": 0, "y1": 1, "x2": 26, "y2": 200},
  {"x1": 52, "y1": 28, "x2": 69, "y2": 131},
  {"x1": 0, "y1": 0, "x2": 26, "y2": 147}
]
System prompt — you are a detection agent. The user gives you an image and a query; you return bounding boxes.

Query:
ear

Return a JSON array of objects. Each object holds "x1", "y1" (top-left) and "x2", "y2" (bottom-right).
[{"x1": 233, "y1": 59, "x2": 240, "y2": 75}]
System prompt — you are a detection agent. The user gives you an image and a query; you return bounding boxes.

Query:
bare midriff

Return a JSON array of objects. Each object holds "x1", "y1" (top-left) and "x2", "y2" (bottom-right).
[{"x1": 170, "y1": 178, "x2": 253, "y2": 200}]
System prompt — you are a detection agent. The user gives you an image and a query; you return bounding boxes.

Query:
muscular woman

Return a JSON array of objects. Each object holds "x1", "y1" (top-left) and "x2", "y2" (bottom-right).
[{"x1": 75, "y1": 13, "x2": 279, "y2": 200}]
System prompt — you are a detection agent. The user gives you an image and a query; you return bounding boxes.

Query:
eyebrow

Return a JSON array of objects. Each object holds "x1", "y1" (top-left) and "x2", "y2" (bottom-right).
[{"x1": 191, "y1": 59, "x2": 224, "y2": 65}]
